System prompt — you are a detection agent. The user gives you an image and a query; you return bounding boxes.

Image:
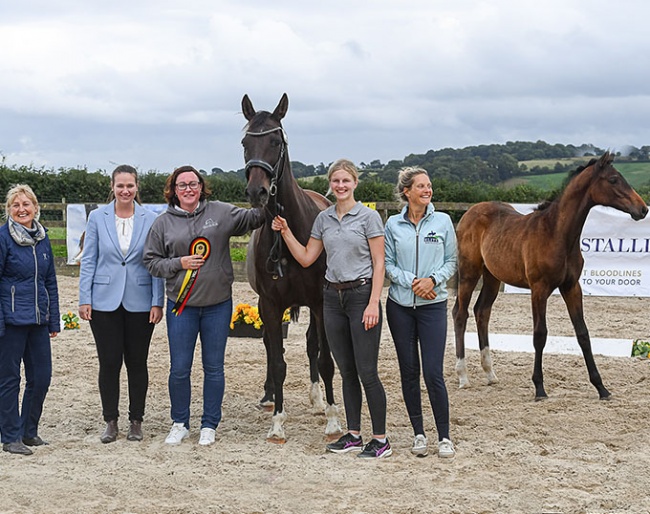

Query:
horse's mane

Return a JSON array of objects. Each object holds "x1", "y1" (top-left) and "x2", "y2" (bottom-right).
[{"x1": 536, "y1": 157, "x2": 599, "y2": 211}]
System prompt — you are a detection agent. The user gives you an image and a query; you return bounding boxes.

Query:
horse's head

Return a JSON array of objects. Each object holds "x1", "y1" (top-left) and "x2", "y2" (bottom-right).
[
  {"x1": 589, "y1": 152, "x2": 648, "y2": 221},
  {"x1": 241, "y1": 93, "x2": 289, "y2": 209}
]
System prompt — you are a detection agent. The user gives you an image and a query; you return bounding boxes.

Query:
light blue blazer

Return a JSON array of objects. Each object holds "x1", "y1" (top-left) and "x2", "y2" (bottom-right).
[{"x1": 79, "y1": 201, "x2": 164, "y2": 312}]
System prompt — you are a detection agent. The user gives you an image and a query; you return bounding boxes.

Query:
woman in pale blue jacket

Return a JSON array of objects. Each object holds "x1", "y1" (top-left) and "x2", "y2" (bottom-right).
[
  {"x1": 384, "y1": 167, "x2": 457, "y2": 459},
  {"x1": 79, "y1": 165, "x2": 164, "y2": 443}
]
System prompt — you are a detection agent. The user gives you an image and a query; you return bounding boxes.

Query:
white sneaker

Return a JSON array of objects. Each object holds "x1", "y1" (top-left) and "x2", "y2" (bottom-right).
[
  {"x1": 165, "y1": 423, "x2": 189, "y2": 445},
  {"x1": 411, "y1": 434, "x2": 428, "y2": 457},
  {"x1": 438, "y1": 438, "x2": 455, "y2": 458},
  {"x1": 198, "y1": 427, "x2": 216, "y2": 446}
]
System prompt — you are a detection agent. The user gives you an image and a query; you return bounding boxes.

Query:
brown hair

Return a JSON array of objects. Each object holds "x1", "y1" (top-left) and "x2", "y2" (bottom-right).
[
  {"x1": 107, "y1": 164, "x2": 142, "y2": 204},
  {"x1": 163, "y1": 165, "x2": 211, "y2": 206}
]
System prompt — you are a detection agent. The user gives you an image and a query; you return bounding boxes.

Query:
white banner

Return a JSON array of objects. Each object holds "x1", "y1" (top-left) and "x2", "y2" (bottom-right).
[
  {"x1": 66, "y1": 204, "x2": 166, "y2": 265},
  {"x1": 503, "y1": 204, "x2": 650, "y2": 297}
]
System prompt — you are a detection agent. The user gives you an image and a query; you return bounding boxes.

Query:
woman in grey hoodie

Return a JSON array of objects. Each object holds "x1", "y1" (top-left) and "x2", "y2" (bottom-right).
[{"x1": 143, "y1": 165, "x2": 264, "y2": 447}]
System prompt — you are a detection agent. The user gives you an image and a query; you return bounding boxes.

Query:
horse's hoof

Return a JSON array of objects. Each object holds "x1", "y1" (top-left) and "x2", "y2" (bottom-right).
[
  {"x1": 599, "y1": 393, "x2": 613, "y2": 401},
  {"x1": 534, "y1": 395, "x2": 548, "y2": 402},
  {"x1": 458, "y1": 380, "x2": 470, "y2": 389},
  {"x1": 325, "y1": 432, "x2": 342, "y2": 442},
  {"x1": 486, "y1": 373, "x2": 499, "y2": 385},
  {"x1": 256, "y1": 403, "x2": 274, "y2": 413},
  {"x1": 266, "y1": 436, "x2": 287, "y2": 445}
]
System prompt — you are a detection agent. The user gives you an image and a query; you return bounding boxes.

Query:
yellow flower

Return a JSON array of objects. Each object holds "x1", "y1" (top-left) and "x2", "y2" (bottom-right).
[
  {"x1": 230, "y1": 304, "x2": 292, "y2": 328},
  {"x1": 62, "y1": 311, "x2": 80, "y2": 330}
]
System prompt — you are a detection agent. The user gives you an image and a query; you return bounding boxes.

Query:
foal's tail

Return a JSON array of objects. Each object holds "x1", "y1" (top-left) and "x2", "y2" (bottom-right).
[{"x1": 290, "y1": 306, "x2": 300, "y2": 323}]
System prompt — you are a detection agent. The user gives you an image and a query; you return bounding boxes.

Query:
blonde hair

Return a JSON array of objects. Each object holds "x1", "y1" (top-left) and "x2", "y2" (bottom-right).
[
  {"x1": 5, "y1": 184, "x2": 40, "y2": 221},
  {"x1": 327, "y1": 159, "x2": 359, "y2": 182},
  {"x1": 395, "y1": 166, "x2": 429, "y2": 202}
]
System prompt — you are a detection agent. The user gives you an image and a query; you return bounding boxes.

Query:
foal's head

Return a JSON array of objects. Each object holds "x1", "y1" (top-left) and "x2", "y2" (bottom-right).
[
  {"x1": 241, "y1": 94, "x2": 289, "y2": 209},
  {"x1": 538, "y1": 152, "x2": 648, "y2": 220}
]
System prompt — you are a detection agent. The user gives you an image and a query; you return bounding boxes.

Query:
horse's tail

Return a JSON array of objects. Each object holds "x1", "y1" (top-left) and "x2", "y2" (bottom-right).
[{"x1": 290, "y1": 306, "x2": 300, "y2": 323}]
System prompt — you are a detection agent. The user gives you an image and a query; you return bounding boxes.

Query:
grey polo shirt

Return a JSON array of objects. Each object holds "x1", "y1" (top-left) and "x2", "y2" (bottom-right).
[{"x1": 311, "y1": 202, "x2": 384, "y2": 283}]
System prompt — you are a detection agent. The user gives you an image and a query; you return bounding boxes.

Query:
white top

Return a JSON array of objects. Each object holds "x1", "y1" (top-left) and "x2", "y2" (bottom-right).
[{"x1": 115, "y1": 215, "x2": 134, "y2": 256}]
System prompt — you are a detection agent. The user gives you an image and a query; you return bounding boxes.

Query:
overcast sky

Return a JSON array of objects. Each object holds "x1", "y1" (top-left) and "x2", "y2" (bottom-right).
[{"x1": 2, "y1": 1, "x2": 650, "y2": 174}]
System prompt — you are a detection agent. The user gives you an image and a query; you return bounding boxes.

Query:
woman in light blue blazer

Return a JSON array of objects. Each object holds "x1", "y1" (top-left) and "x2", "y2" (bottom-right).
[{"x1": 79, "y1": 165, "x2": 164, "y2": 443}]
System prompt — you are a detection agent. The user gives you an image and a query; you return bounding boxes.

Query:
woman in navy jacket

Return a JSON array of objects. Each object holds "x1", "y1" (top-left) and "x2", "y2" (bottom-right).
[
  {"x1": 79, "y1": 165, "x2": 164, "y2": 443},
  {"x1": 0, "y1": 184, "x2": 60, "y2": 456}
]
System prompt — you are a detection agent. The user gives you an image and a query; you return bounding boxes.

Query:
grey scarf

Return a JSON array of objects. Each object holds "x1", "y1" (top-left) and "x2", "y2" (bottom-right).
[{"x1": 8, "y1": 217, "x2": 46, "y2": 247}]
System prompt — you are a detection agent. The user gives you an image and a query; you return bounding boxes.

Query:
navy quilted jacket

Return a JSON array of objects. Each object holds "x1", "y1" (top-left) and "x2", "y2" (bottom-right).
[{"x1": 0, "y1": 222, "x2": 60, "y2": 336}]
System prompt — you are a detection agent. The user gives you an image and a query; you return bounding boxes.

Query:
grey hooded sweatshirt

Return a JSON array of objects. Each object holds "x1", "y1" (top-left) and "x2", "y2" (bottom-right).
[{"x1": 143, "y1": 200, "x2": 264, "y2": 307}]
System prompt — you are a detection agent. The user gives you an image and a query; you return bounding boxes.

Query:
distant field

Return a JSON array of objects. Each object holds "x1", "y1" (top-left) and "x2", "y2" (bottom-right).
[
  {"x1": 510, "y1": 160, "x2": 650, "y2": 191},
  {"x1": 519, "y1": 158, "x2": 585, "y2": 170}
]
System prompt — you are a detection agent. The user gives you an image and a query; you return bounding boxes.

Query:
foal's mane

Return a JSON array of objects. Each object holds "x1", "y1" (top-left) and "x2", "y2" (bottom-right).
[{"x1": 536, "y1": 157, "x2": 600, "y2": 211}]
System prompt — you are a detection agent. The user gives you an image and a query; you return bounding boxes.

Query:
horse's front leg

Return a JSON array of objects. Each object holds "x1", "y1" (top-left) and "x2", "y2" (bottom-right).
[
  {"x1": 560, "y1": 281, "x2": 611, "y2": 400},
  {"x1": 259, "y1": 331, "x2": 275, "y2": 410},
  {"x1": 260, "y1": 303, "x2": 288, "y2": 443},
  {"x1": 530, "y1": 289, "x2": 551, "y2": 400}
]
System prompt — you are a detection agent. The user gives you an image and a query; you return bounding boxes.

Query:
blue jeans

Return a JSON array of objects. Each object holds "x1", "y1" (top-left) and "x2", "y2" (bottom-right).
[
  {"x1": 386, "y1": 298, "x2": 450, "y2": 441},
  {"x1": 165, "y1": 298, "x2": 232, "y2": 430},
  {"x1": 323, "y1": 283, "x2": 387, "y2": 435},
  {"x1": 0, "y1": 324, "x2": 52, "y2": 443}
]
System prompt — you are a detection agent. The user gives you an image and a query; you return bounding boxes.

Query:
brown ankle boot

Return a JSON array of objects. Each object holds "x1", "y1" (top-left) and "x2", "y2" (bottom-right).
[
  {"x1": 127, "y1": 420, "x2": 143, "y2": 441},
  {"x1": 100, "y1": 420, "x2": 118, "y2": 443}
]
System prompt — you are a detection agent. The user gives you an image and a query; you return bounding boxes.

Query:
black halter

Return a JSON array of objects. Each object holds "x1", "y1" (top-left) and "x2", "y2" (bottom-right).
[{"x1": 244, "y1": 126, "x2": 288, "y2": 279}]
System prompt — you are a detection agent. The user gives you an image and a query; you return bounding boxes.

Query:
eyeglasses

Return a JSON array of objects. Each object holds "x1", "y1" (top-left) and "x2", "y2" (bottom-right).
[{"x1": 176, "y1": 181, "x2": 201, "y2": 191}]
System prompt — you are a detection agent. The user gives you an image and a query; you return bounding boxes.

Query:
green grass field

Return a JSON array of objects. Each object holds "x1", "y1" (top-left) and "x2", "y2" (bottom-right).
[{"x1": 514, "y1": 160, "x2": 650, "y2": 190}]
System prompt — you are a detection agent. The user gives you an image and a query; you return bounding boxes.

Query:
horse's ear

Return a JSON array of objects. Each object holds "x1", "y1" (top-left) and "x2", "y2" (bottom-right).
[
  {"x1": 271, "y1": 93, "x2": 289, "y2": 121},
  {"x1": 598, "y1": 150, "x2": 613, "y2": 169},
  {"x1": 242, "y1": 94, "x2": 256, "y2": 121}
]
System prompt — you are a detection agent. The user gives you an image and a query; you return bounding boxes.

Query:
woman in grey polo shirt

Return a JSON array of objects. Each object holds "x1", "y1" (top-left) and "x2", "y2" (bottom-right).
[{"x1": 271, "y1": 158, "x2": 390, "y2": 459}]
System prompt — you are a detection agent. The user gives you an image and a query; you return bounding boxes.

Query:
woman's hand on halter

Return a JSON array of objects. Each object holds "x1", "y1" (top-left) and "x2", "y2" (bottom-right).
[{"x1": 271, "y1": 215, "x2": 288, "y2": 234}]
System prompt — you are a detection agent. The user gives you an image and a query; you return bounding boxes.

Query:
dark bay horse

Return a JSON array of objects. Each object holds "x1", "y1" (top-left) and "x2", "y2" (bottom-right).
[
  {"x1": 241, "y1": 93, "x2": 341, "y2": 442},
  {"x1": 452, "y1": 152, "x2": 648, "y2": 400}
]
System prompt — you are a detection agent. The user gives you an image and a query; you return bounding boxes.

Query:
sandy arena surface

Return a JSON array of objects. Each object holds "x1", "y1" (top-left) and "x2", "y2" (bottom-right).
[{"x1": 2, "y1": 274, "x2": 650, "y2": 514}]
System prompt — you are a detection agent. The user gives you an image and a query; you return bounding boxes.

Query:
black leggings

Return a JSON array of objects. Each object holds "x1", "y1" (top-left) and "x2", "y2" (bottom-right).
[
  {"x1": 386, "y1": 298, "x2": 450, "y2": 441},
  {"x1": 323, "y1": 283, "x2": 387, "y2": 436},
  {"x1": 89, "y1": 305, "x2": 155, "y2": 422}
]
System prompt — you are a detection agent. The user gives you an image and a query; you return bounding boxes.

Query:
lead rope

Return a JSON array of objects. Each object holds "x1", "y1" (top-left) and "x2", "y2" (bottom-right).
[
  {"x1": 244, "y1": 126, "x2": 288, "y2": 279},
  {"x1": 266, "y1": 146, "x2": 285, "y2": 279}
]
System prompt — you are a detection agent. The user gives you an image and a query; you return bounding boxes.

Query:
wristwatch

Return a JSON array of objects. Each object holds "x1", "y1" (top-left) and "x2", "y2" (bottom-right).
[{"x1": 429, "y1": 274, "x2": 436, "y2": 286}]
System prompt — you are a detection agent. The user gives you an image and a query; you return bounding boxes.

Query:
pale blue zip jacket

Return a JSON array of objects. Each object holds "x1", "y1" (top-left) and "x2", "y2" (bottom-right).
[{"x1": 384, "y1": 203, "x2": 457, "y2": 307}]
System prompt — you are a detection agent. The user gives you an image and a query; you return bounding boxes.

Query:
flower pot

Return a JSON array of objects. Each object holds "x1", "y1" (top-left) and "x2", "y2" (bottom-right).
[{"x1": 229, "y1": 322, "x2": 289, "y2": 339}]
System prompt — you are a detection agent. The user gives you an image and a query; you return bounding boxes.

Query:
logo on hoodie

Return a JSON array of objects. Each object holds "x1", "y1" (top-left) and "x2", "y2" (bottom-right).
[
  {"x1": 203, "y1": 218, "x2": 219, "y2": 228},
  {"x1": 423, "y1": 231, "x2": 443, "y2": 244}
]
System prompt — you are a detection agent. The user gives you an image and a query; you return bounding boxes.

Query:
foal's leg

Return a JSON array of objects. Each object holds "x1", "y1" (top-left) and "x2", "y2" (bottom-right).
[
  {"x1": 559, "y1": 282, "x2": 611, "y2": 400},
  {"x1": 530, "y1": 288, "x2": 552, "y2": 400},
  {"x1": 453, "y1": 270, "x2": 482, "y2": 389},
  {"x1": 473, "y1": 271, "x2": 500, "y2": 385}
]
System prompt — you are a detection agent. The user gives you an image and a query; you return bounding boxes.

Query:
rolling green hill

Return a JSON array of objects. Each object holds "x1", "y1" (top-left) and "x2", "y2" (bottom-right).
[{"x1": 505, "y1": 160, "x2": 650, "y2": 191}]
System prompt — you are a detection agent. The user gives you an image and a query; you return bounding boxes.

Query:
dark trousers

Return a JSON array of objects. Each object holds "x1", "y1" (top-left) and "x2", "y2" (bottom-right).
[
  {"x1": 386, "y1": 298, "x2": 450, "y2": 441},
  {"x1": 323, "y1": 283, "x2": 387, "y2": 435},
  {"x1": 0, "y1": 324, "x2": 52, "y2": 443},
  {"x1": 90, "y1": 305, "x2": 155, "y2": 422}
]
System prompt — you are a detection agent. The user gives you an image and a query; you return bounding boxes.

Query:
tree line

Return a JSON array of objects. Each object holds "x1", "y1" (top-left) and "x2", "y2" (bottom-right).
[{"x1": 2, "y1": 140, "x2": 649, "y2": 210}]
